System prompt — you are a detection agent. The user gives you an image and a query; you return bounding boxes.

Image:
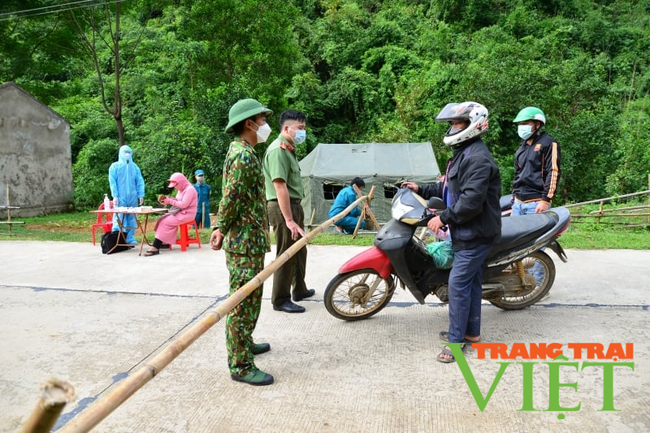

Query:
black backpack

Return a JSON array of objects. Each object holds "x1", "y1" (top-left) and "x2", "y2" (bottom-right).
[{"x1": 101, "y1": 231, "x2": 130, "y2": 254}]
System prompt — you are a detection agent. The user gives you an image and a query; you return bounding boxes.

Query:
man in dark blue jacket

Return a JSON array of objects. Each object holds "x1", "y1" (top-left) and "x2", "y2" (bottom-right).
[{"x1": 402, "y1": 101, "x2": 501, "y2": 363}]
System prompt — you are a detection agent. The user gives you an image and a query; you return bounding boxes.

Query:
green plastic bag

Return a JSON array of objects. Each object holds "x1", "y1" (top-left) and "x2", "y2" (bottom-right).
[{"x1": 426, "y1": 241, "x2": 454, "y2": 269}]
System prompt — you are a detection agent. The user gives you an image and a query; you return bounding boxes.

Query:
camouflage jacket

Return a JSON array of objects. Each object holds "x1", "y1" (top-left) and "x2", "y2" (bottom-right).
[{"x1": 216, "y1": 138, "x2": 270, "y2": 255}]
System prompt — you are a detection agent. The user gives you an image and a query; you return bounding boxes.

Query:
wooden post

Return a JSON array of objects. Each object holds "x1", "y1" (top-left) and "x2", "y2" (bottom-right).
[
  {"x1": 55, "y1": 195, "x2": 369, "y2": 433},
  {"x1": 352, "y1": 184, "x2": 380, "y2": 230},
  {"x1": 597, "y1": 200, "x2": 604, "y2": 225},
  {"x1": 309, "y1": 208, "x2": 316, "y2": 231},
  {"x1": 6, "y1": 184, "x2": 11, "y2": 228},
  {"x1": 351, "y1": 207, "x2": 365, "y2": 239},
  {"x1": 21, "y1": 378, "x2": 75, "y2": 433}
]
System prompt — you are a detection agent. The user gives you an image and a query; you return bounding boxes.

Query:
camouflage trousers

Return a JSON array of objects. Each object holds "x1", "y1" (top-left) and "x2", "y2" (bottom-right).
[{"x1": 225, "y1": 252, "x2": 265, "y2": 376}]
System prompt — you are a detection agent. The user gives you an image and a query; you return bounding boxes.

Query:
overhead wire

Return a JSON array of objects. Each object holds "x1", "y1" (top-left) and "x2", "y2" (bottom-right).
[{"x1": 0, "y1": 0, "x2": 125, "y2": 22}]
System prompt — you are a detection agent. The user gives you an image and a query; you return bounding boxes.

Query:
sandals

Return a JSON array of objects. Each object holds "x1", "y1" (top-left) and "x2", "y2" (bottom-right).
[
  {"x1": 144, "y1": 249, "x2": 159, "y2": 257},
  {"x1": 438, "y1": 331, "x2": 481, "y2": 344},
  {"x1": 436, "y1": 343, "x2": 468, "y2": 364}
]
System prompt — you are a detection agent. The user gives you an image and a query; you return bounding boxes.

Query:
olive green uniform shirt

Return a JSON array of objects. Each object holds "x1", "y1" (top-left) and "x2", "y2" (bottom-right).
[{"x1": 263, "y1": 135, "x2": 304, "y2": 200}]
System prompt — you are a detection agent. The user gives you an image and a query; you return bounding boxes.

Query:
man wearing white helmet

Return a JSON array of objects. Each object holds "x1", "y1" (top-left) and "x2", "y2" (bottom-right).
[
  {"x1": 511, "y1": 106, "x2": 561, "y2": 214},
  {"x1": 402, "y1": 101, "x2": 501, "y2": 363}
]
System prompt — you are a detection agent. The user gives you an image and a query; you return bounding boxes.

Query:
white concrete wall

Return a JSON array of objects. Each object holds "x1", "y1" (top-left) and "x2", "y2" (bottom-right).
[{"x1": 0, "y1": 83, "x2": 73, "y2": 217}]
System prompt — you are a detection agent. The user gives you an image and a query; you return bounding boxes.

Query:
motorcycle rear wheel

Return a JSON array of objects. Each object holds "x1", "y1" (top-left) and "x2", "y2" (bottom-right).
[
  {"x1": 490, "y1": 250, "x2": 555, "y2": 310},
  {"x1": 324, "y1": 269, "x2": 395, "y2": 321}
]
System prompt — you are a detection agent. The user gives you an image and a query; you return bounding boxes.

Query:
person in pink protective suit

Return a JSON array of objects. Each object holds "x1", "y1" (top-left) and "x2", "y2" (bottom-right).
[{"x1": 144, "y1": 172, "x2": 198, "y2": 256}]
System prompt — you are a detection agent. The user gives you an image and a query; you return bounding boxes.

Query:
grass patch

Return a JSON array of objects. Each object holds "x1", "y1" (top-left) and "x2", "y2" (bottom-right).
[{"x1": 1, "y1": 211, "x2": 649, "y2": 249}]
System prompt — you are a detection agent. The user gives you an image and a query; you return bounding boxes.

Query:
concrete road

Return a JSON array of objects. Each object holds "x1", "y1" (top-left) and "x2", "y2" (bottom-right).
[{"x1": 1, "y1": 241, "x2": 649, "y2": 432}]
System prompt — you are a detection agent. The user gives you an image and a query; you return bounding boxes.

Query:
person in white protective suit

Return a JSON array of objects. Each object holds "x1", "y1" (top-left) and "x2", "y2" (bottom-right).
[{"x1": 108, "y1": 144, "x2": 145, "y2": 244}]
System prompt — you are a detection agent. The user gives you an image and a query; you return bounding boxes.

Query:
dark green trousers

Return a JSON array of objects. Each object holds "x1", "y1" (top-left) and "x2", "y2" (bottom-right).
[
  {"x1": 225, "y1": 252, "x2": 264, "y2": 376},
  {"x1": 267, "y1": 200, "x2": 308, "y2": 305}
]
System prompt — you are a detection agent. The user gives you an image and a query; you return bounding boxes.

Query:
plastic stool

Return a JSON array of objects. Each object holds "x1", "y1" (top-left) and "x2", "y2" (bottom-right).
[{"x1": 170, "y1": 221, "x2": 201, "y2": 251}]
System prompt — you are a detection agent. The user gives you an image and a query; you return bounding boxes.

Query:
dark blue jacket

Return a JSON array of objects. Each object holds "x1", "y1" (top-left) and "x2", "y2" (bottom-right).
[{"x1": 419, "y1": 138, "x2": 502, "y2": 250}]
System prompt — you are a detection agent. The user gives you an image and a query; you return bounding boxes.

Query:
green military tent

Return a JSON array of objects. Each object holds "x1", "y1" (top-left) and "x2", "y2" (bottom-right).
[{"x1": 299, "y1": 142, "x2": 441, "y2": 227}]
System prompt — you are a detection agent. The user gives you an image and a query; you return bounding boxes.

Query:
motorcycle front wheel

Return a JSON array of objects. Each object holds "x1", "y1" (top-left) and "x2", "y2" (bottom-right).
[
  {"x1": 490, "y1": 250, "x2": 556, "y2": 310},
  {"x1": 324, "y1": 269, "x2": 395, "y2": 321}
]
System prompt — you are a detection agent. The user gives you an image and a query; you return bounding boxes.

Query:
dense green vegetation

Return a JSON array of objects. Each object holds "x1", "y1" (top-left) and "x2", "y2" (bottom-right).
[{"x1": 1, "y1": 0, "x2": 649, "y2": 210}]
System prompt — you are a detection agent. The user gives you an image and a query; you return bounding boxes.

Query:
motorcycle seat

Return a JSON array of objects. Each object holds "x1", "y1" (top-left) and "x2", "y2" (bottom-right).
[{"x1": 490, "y1": 213, "x2": 558, "y2": 256}]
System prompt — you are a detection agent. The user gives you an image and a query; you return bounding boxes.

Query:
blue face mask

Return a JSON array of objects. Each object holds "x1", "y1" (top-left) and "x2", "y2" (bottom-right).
[
  {"x1": 517, "y1": 124, "x2": 533, "y2": 140},
  {"x1": 293, "y1": 129, "x2": 307, "y2": 145}
]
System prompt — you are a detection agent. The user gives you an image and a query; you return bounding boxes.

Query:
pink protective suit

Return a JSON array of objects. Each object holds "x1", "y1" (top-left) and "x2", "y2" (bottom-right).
[{"x1": 154, "y1": 172, "x2": 198, "y2": 245}]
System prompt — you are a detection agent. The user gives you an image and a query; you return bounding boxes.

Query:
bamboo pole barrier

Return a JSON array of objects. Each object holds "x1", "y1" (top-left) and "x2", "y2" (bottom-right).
[
  {"x1": 351, "y1": 185, "x2": 375, "y2": 238},
  {"x1": 352, "y1": 184, "x2": 380, "y2": 230},
  {"x1": 584, "y1": 212, "x2": 650, "y2": 217},
  {"x1": 563, "y1": 189, "x2": 650, "y2": 208},
  {"x1": 54, "y1": 194, "x2": 369, "y2": 433},
  {"x1": 351, "y1": 207, "x2": 365, "y2": 239},
  {"x1": 588, "y1": 205, "x2": 650, "y2": 213},
  {"x1": 21, "y1": 378, "x2": 75, "y2": 433}
]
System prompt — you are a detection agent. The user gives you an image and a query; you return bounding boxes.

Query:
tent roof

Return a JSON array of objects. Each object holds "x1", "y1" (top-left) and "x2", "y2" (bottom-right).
[{"x1": 299, "y1": 142, "x2": 440, "y2": 182}]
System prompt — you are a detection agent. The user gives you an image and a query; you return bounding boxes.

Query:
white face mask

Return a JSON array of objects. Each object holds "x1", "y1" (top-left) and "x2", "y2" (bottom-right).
[
  {"x1": 518, "y1": 124, "x2": 534, "y2": 140},
  {"x1": 291, "y1": 127, "x2": 307, "y2": 145},
  {"x1": 253, "y1": 121, "x2": 272, "y2": 143}
]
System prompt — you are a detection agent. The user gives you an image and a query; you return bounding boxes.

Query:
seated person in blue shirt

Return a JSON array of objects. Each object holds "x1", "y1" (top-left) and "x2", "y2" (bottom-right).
[{"x1": 328, "y1": 177, "x2": 369, "y2": 234}]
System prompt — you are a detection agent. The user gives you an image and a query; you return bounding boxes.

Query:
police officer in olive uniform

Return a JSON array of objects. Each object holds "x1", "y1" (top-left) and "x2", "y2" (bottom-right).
[
  {"x1": 263, "y1": 109, "x2": 315, "y2": 313},
  {"x1": 210, "y1": 99, "x2": 274, "y2": 386}
]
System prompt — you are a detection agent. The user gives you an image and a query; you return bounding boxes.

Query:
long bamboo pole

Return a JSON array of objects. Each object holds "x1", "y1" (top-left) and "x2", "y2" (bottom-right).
[
  {"x1": 55, "y1": 194, "x2": 369, "y2": 433},
  {"x1": 20, "y1": 378, "x2": 75, "y2": 433},
  {"x1": 563, "y1": 189, "x2": 650, "y2": 208}
]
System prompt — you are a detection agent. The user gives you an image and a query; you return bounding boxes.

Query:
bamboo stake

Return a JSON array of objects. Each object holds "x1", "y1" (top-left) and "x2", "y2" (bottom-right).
[
  {"x1": 309, "y1": 207, "x2": 316, "y2": 230},
  {"x1": 352, "y1": 184, "x2": 380, "y2": 230},
  {"x1": 351, "y1": 206, "x2": 365, "y2": 239},
  {"x1": 56, "y1": 194, "x2": 369, "y2": 433},
  {"x1": 6, "y1": 184, "x2": 11, "y2": 227},
  {"x1": 21, "y1": 378, "x2": 75, "y2": 433}
]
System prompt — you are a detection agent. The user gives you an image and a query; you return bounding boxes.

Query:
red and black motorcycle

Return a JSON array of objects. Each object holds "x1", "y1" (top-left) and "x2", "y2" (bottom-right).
[{"x1": 324, "y1": 187, "x2": 570, "y2": 321}]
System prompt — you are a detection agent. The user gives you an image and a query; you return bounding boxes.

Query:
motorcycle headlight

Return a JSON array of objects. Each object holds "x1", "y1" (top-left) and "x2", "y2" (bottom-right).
[{"x1": 392, "y1": 195, "x2": 415, "y2": 220}]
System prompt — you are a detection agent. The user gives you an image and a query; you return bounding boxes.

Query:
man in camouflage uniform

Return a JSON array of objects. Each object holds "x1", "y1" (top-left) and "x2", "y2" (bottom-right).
[{"x1": 210, "y1": 99, "x2": 274, "y2": 386}]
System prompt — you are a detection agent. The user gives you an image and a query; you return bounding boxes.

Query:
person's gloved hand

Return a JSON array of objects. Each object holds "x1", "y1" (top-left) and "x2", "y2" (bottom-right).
[{"x1": 139, "y1": 197, "x2": 144, "y2": 206}]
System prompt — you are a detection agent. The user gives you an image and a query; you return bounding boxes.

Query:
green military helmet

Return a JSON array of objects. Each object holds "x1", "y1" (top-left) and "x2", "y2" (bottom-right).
[
  {"x1": 513, "y1": 107, "x2": 546, "y2": 125},
  {"x1": 225, "y1": 98, "x2": 273, "y2": 133}
]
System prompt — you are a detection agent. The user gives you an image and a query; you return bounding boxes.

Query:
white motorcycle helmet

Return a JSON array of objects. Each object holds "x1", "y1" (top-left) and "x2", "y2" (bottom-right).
[{"x1": 435, "y1": 101, "x2": 489, "y2": 146}]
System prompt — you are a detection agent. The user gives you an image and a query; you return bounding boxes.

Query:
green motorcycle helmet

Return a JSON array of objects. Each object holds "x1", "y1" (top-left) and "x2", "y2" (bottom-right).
[{"x1": 513, "y1": 107, "x2": 546, "y2": 125}]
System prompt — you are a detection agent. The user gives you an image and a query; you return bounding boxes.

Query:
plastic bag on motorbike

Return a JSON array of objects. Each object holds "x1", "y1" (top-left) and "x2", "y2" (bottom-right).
[{"x1": 426, "y1": 241, "x2": 454, "y2": 269}]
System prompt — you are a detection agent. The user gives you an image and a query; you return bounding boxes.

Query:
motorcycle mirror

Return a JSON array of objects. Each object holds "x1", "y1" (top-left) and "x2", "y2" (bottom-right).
[{"x1": 427, "y1": 197, "x2": 446, "y2": 210}]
